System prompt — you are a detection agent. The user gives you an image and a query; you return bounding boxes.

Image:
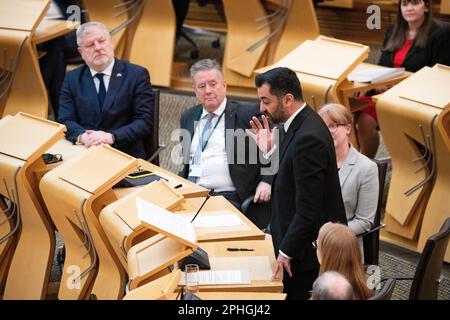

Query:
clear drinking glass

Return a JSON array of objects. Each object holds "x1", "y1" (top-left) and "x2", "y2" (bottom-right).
[{"x1": 185, "y1": 264, "x2": 199, "y2": 293}]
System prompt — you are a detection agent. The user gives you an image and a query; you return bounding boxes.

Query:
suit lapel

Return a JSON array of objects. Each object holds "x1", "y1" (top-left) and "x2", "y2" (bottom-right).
[
  {"x1": 81, "y1": 66, "x2": 101, "y2": 115},
  {"x1": 339, "y1": 146, "x2": 357, "y2": 188},
  {"x1": 279, "y1": 105, "x2": 312, "y2": 163},
  {"x1": 101, "y1": 59, "x2": 125, "y2": 115},
  {"x1": 224, "y1": 101, "x2": 236, "y2": 164},
  {"x1": 187, "y1": 105, "x2": 203, "y2": 138}
]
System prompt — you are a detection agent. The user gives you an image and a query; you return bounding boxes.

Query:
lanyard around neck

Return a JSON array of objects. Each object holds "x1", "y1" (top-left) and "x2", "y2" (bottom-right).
[{"x1": 199, "y1": 110, "x2": 225, "y2": 152}]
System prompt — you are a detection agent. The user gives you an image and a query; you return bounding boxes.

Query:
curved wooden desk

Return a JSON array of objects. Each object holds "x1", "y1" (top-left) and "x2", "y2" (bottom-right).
[
  {"x1": 129, "y1": 0, "x2": 176, "y2": 87},
  {"x1": 257, "y1": 36, "x2": 369, "y2": 110},
  {"x1": 40, "y1": 145, "x2": 139, "y2": 299},
  {"x1": 127, "y1": 238, "x2": 282, "y2": 293},
  {"x1": 378, "y1": 64, "x2": 450, "y2": 262},
  {"x1": 0, "y1": 0, "x2": 49, "y2": 118},
  {"x1": 124, "y1": 267, "x2": 286, "y2": 300},
  {"x1": 0, "y1": 113, "x2": 65, "y2": 299}
]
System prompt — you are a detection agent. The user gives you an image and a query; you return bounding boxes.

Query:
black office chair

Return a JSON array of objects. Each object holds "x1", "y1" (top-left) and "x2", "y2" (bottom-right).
[
  {"x1": 359, "y1": 159, "x2": 388, "y2": 266},
  {"x1": 386, "y1": 217, "x2": 450, "y2": 300},
  {"x1": 368, "y1": 278, "x2": 396, "y2": 300},
  {"x1": 240, "y1": 196, "x2": 271, "y2": 230},
  {"x1": 144, "y1": 89, "x2": 165, "y2": 166}
]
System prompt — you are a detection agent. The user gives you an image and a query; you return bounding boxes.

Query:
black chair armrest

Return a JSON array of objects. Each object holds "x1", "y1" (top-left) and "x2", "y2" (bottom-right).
[
  {"x1": 240, "y1": 195, "x2": 255, "y2": 214},
  {"x1": 146, "y1": 144, "x2": 166, "y2": 164},
  {"x1": 358, "y1": 223, "x2": 386, "y2": 238}
]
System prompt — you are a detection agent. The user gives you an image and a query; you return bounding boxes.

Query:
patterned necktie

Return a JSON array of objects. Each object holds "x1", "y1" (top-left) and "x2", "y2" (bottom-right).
[
  {"x1": 188, "y1": 112, "x2": 215, "y2": 183},
  {"x1": 94, "y1": 73, "x2": 106, "y2": 112}
]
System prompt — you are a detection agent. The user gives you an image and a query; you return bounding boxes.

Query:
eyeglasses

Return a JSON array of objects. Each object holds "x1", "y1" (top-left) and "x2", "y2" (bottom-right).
[
  {"x1": 312, "y1": 240, "x2": 318, "y2": 250},
  {"x1": 327, "y1": 123, "x2": 347, "y2": 133}
]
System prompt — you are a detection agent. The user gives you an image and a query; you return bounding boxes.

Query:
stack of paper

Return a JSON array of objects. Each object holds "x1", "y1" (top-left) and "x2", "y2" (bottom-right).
[
  {"x1": 348, "y1": 67, "x2": 405, "y2": 83},
  {"x1": 179, "y1": 270, "x2": 251, "y2": 285},
  {"x1": 136, "y1": 197, "x2": 197, "y2": 246}
]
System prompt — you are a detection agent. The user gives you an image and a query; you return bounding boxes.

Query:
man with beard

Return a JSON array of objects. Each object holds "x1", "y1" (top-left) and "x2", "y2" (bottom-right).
[{"x1": 246, "y1": 67, "x2": 346, "y2": 299}]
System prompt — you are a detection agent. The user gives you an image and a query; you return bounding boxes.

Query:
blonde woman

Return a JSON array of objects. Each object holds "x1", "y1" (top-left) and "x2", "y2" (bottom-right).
[
  {"x1": 315, "y1": 222, "x2": 373, "y2": 300},
  {"x1": 318, "y1": 104, "x2": 379, "y2": 244}
]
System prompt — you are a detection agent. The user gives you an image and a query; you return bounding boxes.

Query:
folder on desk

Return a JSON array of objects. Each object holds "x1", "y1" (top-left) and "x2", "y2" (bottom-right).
[{"x1": 347, "y1": 67, "x2": 405, "y2": 83}]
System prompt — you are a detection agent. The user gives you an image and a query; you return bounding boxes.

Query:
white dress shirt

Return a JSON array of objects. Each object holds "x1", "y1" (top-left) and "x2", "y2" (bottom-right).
[
  {"x1": 89, "y1": 58, "x2": 115, "y2": 93},
  {"x1": 189, "y1": 98, "x2": 236, "y2": 193}
]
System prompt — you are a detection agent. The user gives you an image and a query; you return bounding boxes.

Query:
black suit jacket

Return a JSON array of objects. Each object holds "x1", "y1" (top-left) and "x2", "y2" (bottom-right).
[
  {"x1": 270, "y1": 105, "x2": 346, "y2": 271},
  {"x1": 179, "y1": 100, "x2": 272, "y2": 202},
  {"x1": 58, "y1": 59, "x2": 154, "y2": 159},
  {"x1": 379, "y1": 20, "x2": 450, "y2": 72}
]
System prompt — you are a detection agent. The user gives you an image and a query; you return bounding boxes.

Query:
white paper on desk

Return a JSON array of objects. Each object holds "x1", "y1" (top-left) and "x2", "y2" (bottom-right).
[
  {"x1": 192, "y1": 213, "x2": 244, "y2": 228},
  {"x1": 347, "y1": 67, "x2": 405, "y2": 83},
  {"x1": 136, "y1": 197, "x2": 196, "y2": 244},
  {"x1": 179, "y1": 270, "x2": 251, "y2": 286}
]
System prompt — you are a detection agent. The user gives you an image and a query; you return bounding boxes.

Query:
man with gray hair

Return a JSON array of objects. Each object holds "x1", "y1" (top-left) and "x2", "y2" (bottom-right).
[
  {"x1": 311, "y1": 271, "x2": 354, "y2": 300},
  {"x1": 58, "y1": 21, "x2": 153, "y2": 159},
  {"x1": 179, "y1": 59, "x2": 272, "y2": 210}
]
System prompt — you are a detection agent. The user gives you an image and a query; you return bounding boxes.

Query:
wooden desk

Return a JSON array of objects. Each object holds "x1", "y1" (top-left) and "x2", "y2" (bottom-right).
[
  {"x1": 378, "y1": 64, "x2": 450, "y2": 262},
  {"x1": 257, "y1": 36, "x2": 369, "y2": 110},
  {"x1": 0, "y1": 113, "x2": 65, "y2": 300},
  {"x1": 441, "y1": 0, "x2": 450, "y2": 15},
  {"x1": 0, "y1": 1, "x2": 75, "y2": 118},
  {"x1": 336, "y1": 63, "x2": 411, "y2": 112},
  {"x1": 124, "y1": 268, "x2": 286, "y2": 300},
  {"x1": 179, "y1": 239, "x2": 283, "y2": 293},
  {"x1": 33, "y1": 19, "x2": 78, "y2": 45},
  {"x1": 173, "y1": 196, "x2": 265, "y2": 242},
  {"x1": 100, "y1": 192, "x2": 264, "y2": 273},
  {"x1": 40, "y1": 145, "x2": 139, "y2": 300},
  {"x1": 317, "y1": 0, "x2": 353, "y2": 8}
]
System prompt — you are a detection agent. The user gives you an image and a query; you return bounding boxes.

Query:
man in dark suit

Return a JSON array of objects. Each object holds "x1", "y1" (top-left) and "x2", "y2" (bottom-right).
[
  {"x1": 179, "y1": 59, "x2": 272, "y2": 208},
  {"x1": 39, "y1": 0, "x2": 87, "y2": 119},
  {"x1": 247, "y1": 67, "x2": 346, "y2": 299},
  {"x1": 58, "y1": 21, "x2": 153, "y2": 159}
]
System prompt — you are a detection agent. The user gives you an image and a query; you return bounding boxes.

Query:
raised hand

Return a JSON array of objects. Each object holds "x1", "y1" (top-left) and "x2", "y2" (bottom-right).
[{"x1": 245, "y1": 114, "x2": 274, "y2": 154}]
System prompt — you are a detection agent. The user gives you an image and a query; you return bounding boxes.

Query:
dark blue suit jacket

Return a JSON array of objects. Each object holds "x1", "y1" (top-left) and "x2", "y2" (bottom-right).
[{"x1": 58, "y1": 59, "x2": 153, "y2": 159}]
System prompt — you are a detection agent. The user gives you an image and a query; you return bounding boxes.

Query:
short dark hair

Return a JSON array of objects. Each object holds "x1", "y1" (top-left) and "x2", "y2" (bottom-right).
[{"x1": 255, "y1": 67, "x2": 303, "y2": 101}]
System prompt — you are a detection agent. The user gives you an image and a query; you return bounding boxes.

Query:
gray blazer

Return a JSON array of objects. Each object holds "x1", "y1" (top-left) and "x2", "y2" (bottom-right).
[{"x1": 339, "y1": 146, "x2": 379, "y2": 235}]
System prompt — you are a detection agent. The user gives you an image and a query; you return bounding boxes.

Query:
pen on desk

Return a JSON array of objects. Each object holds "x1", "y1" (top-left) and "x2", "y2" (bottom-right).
[
  {"x1": 174, "y1": 184, "x2": 183, "y2": 189},
  {"x1": 226, "y1": 248, "x2": 255, "y2": 252}
]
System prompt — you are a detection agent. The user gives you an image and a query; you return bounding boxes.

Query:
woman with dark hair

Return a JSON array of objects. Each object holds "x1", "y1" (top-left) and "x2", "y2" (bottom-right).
[
  {"x1": 315, "y1": 222, "x2": 374, "y2": 300},
  {"x1": 358, "y1": 0, "x2": 450, "y2": 158}
]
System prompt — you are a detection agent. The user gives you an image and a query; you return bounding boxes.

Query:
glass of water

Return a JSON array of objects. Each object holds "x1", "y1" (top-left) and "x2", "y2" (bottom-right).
[{"x1": 185, "y1": 264, "x2": 199, "y2": 293}]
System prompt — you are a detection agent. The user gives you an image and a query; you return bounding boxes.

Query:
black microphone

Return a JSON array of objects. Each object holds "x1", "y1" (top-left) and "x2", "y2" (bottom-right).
[{"x1": 190, "y1": 189, "x2": 214, "y2": 223}]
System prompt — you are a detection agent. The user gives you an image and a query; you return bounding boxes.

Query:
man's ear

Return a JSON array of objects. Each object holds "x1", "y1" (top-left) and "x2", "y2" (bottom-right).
[{"x1": 284, "y1": 93, "x2": 294, "y2": 105}]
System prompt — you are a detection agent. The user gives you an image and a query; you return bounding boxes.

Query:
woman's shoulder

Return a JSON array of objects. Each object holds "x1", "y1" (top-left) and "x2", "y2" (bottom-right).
[
  {"x1": 429, "y1": 19, "x2": 450, "y2": 38},
  {"x1": 350, "y1": 147, "x2": 378, "y2": 171}
]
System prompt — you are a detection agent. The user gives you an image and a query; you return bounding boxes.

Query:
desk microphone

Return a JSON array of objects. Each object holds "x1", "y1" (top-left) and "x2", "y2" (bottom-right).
[
  {"x1": 181, "y1": 189, "x2": 214, "y2": 271},
  {"x1": 190, "y1": 188, "x2": 214, "y2": 223}
]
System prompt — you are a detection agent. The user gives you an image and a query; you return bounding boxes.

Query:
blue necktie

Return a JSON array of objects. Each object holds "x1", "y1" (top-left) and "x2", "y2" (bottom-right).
[
  {"x1": 94, "y1": 73, "x2": 106, "y2": 112},
  {"x1": 188, "y1": 112, "x2": 215, "y2": 183}
]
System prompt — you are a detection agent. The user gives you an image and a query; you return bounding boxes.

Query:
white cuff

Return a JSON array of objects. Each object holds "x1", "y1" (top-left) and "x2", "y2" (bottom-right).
[
  {"x1": 279, "y1": 250, "x2": 292, "y2": 260},
  {"x1": 263, "y1": 144, "x2": 277, "y2": 160}
]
